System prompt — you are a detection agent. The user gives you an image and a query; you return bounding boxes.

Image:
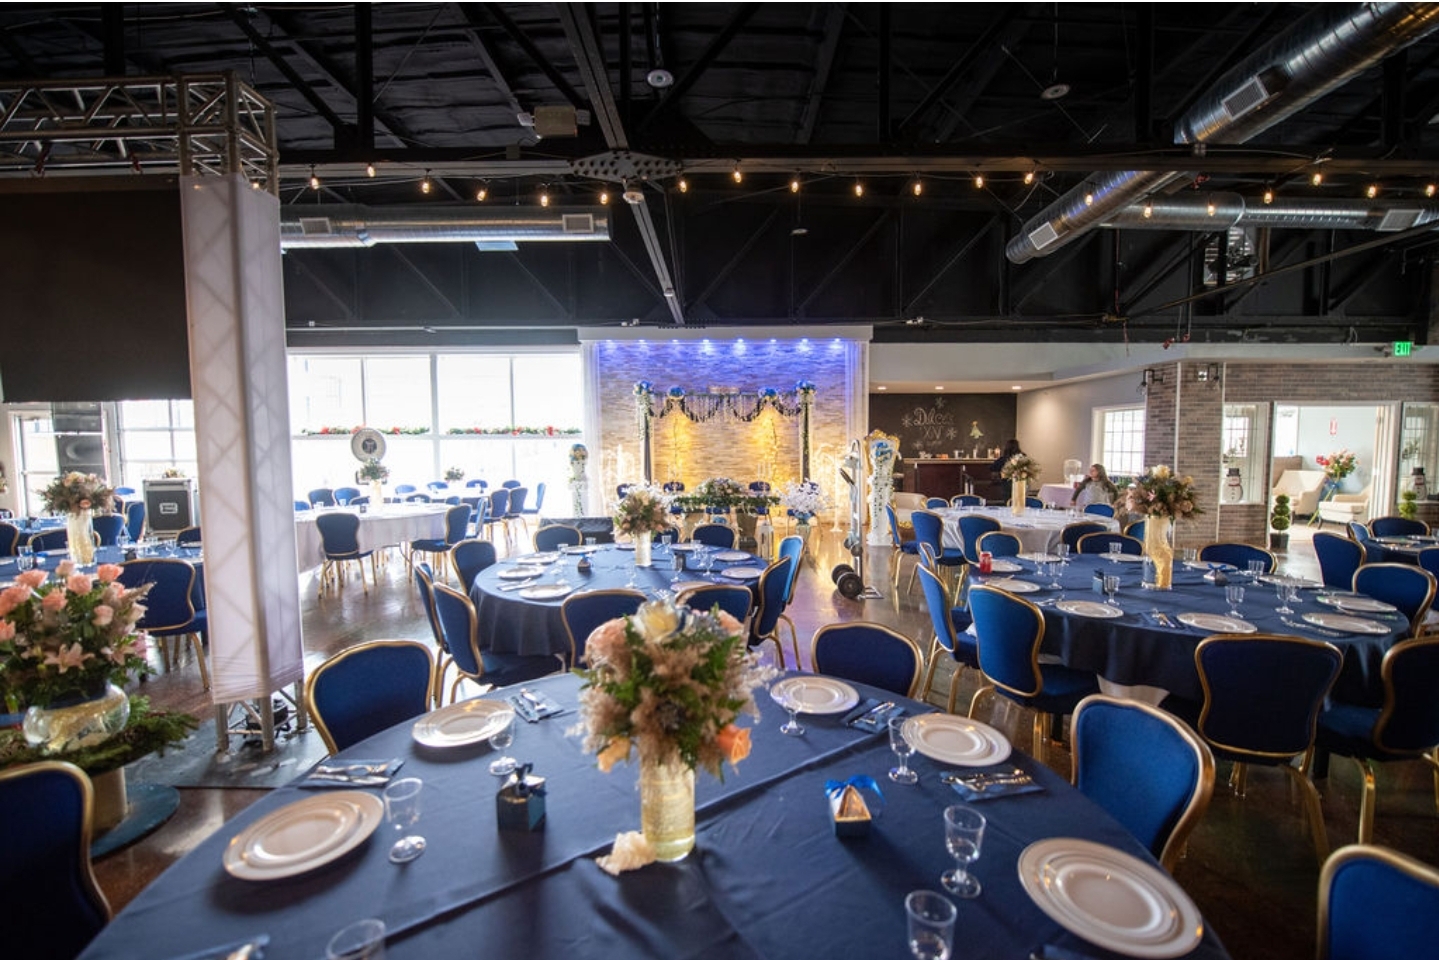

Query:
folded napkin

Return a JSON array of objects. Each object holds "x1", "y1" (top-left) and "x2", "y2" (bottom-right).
[
  {"x1": 506, "y1": 689, "x2": 566, "y2": 723},
  {"x1": 300, "y1": 758, "x2": 404, "y2": 788},
  {"x1": 946, "y1": 765, "x2": 1044, "y2": 802},
  {"x1": 162, "y1": 935, "x2": 269, "y2": 960},
  {"x1": 841, "y1": 698, "x2": 904, "y2": 733}
]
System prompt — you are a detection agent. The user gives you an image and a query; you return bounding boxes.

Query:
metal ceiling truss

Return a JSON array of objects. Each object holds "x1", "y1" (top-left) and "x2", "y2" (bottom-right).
[{"x1": 0, "y1": 75, "x2": 279, "y2": 189}]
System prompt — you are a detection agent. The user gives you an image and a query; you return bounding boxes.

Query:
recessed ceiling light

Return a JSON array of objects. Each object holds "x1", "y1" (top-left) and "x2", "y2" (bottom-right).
[
  {"x1": 1041, "y1": 83, "x2": 1070, "y2": 101},
  {"x1": 934, "y1": 385, "x2": 945, "y2": 391},
  {"x1": 1012, "y1": 385, "x2": 1023, "y2": 391},
  {"x1": 876, "y1": 385, "x2": 887, "y2": 391}
]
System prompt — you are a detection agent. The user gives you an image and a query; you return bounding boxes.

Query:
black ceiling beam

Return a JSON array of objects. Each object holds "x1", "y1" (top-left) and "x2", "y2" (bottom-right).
[
  {"x1": 1134, "y1": 4, "x2": 1154, "y2": 142},
  {"x1": 1217, "y1": 232, "x2": 1312, "y2": 314},
  {"x1": 895, "y1": 6, "x2": 1019, "y2": 141},
  {"x1": 798, "y1": 209, "x2": 894, "y2": 311},
  {"x1": 1010, "y1": 235, "x2": 1099, "y2": 312},
  {"x1": 354, "y1": 4, "x2": 374, "y2": 151},
  {"x1": 877, "y1": 4, "x2": 890, "y2": 144},
  {"x1": 481, "y1": 2, "x2": 586, "y2": 110},
  {"x1": 452, "y1": 3, "x2": 525, "y2": 117},
  {"x1": 618, "y1": 2, "x2": 633, "y2": 130},
  {"x1": 636, "y1": 3, "x2": 761, "y2": 135},
  {"x1": 902, "y1": 216, "x2": 1002, "y2": 314},
  {"x1": 689, "y1": 208, "x2": 780, "y2": 314},
  {"x1": 224, "y1": 8, "x2": 354, "y2": 141},
  {"x1": 797, "y1": 3, "x2": 847, "y2": 146},
  {"x1": 1118, "y1": 234, "x2": 1200, "y2": 315},
  {"x1": 1383, "y1": 50, "x2": 1408, "y2": 148},
  {"x1": 1327, "y1": 249, "x2": 1394, "y2": 314},
  {"x1": 382, "y1": 246, "x2": 462, "y2": 319},
  {"x1": 499, "y1": 251, "x2": 572, "y2": 317}
]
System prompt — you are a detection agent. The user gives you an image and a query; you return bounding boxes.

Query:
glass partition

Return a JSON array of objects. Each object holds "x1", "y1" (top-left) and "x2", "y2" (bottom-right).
[
  {"x1": 1399, "y1": 402, "x2": 1439, "y2": 500},
  {"x1": 1221, "y1": 403, "x2": 1266, "y2": 504}
]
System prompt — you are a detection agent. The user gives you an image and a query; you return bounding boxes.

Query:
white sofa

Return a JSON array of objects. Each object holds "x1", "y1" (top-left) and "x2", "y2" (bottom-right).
[
  {"x1": 1316, "y1": 484, "x2": 1372, "y2": 527},
  {"x1": 1271, "y1": 469, "x2": 1328, "y2": 516}
]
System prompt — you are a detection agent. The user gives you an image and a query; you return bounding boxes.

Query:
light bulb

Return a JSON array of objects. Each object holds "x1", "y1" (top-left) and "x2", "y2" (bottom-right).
[
  {"x1": 1427, "y1": 183, "x2": 1437, "y2": 198},
  {"x1": 1366, "y1": 183, "x2": 1379, "y2": 199},
  {"x1": 912, "y1": 179, "x2": 923, "y2": 196},
  {"x1": 1142, "y1": 201, "x2": 1153, "y2": 219},
  {"x1": 974, "y1": 174, "x2": 984, "y2": 189},
  {"x1": 540, "y1": 189, "x2": 550, "y2": 207},
  {"x1": 1023, "y1": 171, "x2": 1035, "y2": 185},
  {"x1": 790, "y1": 177, "x2": 800, "y2": 193},
  {"x1": 1084, "y1": 192, "x2": 1094, "y2": 206},
  {"x1": 420, "y1": 171, "x2": 432, "y2": 194},
  {"x1": 599, "y1": 190, "x2": 610, "y2": 205},
  {"x1": 732, "y1": 166, "x2": 742, "y2": 184},
  {"x1": 1263, "y1": 188, "x2": 1274, "y2": 204},
  {"x1": 853, "y1": 180, "x2": 864, "y2": 198},
  {"x1": 476, "y1": 184, "x2": 488, "y2": 202},
  {"x1": 309, "y1": 167, "x2": 319, "y2": 190},
  {"x1": 1311, "y1": 171, "x2": 1323, "y2": 186},
  {"x1": 365, "y1": 163, "x2": 376, "y2": 178},
  {"x1": 677, "y1": 177, "x2": 689, "y2": 193},
  {"x1": 1206, "y1": 198, "x2": 1217, "y2": 216}
]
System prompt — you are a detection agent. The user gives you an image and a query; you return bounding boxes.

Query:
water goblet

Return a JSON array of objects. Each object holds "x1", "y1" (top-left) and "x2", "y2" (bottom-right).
[
  {"x1": 1226, "y1": 583, "x2": 1246, "y2": 618},
  {"x1": 326, "y1": 918, "x2": 387, "y2": 960},
  {"x1": 698, "y1": 546, "x2": 715, "y2": 578},
  {"x1": 585, "y1": 536, "x2": 597, "y2": 548},
  {"x1": 1055, "y1": 542, "x2": 1071, "y2": 568},
  {"x1": 778, "y1": 685, "x2": 805, "y2": 736},
  {"x1": 1046, "y1": 560, "x2": 1063, "y2": 591},
  {"x1": 905, "y1": 890, "x2": 957, "y2": 960},
  {"x1": 1107, "y1": 541, "x2": 1122, "y2": 564},
  {"x1": 1275, "y1": 577, "x2": 1295, "y2": 615},
  {"x1": 1103, "y1": 574, "x2": 1120, "y2": 607},
  {"x1": 1180, "y1": 547, "x2": 1198, "y2": 564},
  {"x1": 488, "y1": 719, "x2": 517, "y2": 776},
  {"x1": 888, "y1": 713, "x2": 918, "y2": 785},
  {"x1": 16, "y1": 544, "x2": 33, "y2": 571},
  {"x1": 1247, "y1": 559, "x2": 1266, "y2": 580},
  {"x1": 382, "y1": 778, "x2": 426, "y2": 863},
  {"x1": 940, "y1": 803, "x2": 986, "y2": 898}
]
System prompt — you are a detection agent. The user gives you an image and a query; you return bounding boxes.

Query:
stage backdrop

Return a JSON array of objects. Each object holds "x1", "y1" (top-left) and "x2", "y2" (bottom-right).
[{"x1": 868, "y1": 393, "x2": 1017, "y2": 461}]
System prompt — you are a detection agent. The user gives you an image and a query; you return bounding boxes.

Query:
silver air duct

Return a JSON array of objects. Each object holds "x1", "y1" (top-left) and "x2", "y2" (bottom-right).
[
  {"x1": 1006, "y1": 3, "x2": 1439, "y2": 263},
  {"x1": 1103, "y1": 193, "x2": 1439, "y2": 232},
  {"x1": 280, "y1": 205, "x2": 610, "y2": 249}
]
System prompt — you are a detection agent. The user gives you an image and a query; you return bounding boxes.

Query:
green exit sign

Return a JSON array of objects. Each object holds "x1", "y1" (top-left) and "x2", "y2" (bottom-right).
[{"x1": 1394, "y1": 340, "x2": 1414, "y2": 357}]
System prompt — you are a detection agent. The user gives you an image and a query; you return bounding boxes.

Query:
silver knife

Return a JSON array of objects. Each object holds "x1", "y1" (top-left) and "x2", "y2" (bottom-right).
[{"x1": 854, "y1": 700, "x2": 894, "y2": 724}]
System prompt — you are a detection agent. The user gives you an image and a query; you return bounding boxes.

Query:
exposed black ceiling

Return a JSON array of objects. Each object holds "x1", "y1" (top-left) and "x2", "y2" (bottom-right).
[{"x1": 5, "y1": 2, "x2": 1439, "y2": 346}]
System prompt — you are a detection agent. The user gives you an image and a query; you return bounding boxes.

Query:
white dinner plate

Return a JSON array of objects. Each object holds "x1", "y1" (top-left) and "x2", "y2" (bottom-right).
[
  {"x1": 1109, "y1": 554, "x2": 1147, "y2": 563},
  {"x1": 1316, "y1": 594, "x2": 1398, "y2": 615},
  {"x1": 987, "y1": 577, "x2": 1040, "y2": 594},
  {"x1": 560, "y1": 544, "x2": 601, "y2": 555},
  {"x1": 223, "y1": 792, "x2": 383, "y2": 881},
  {"x1": 1018, "y1": 838, "x2": 1204, "y2": 959},
  {"x1": 1018, "y1": 552, "x2": 1061, "y2": 563},
  {"x1": 1175, "y1": 612, "x2": 1257, "y2": 634},
  {"x1": 989, "y1": 559, "x2": 1023, "y2": 573},
  {"x1": 1302, "y1": 612, "x2": 1392, "y2": 635},
  {"x1": 1056, "y1": 600, "x2": 1124, "y2": 619},
  {"x1": 902, "y1": 714, "x2": 1011, "y2": 766},
  {"x1": 721, "y1": 566, "x2": 763, "y2": 580},
  {"x1": 1257, "y1": 574, "x2": 1322, "y2": 589},
  {"x1": 616, "y1": 542, "x2": 636, "y2": 551},
  {"x1": 769, "y1": 676, "x2": 859, "y2": 715},
  {"x1": 522, "y1": 551, "x2": 561, "y2": 564},
  {"x1": 412, "y1": 699, "x2": 515, "y2": 748},
  {"x1": 669, "y1": 542, "x2": 701, "y2": 552},
  {"x1": 520, "y1": 583, "x2": 574, "y2": 601},
  {"x1": 714, "y1": 550, "x2": 751, "y2": 562},
  {"x1": 498, "y1": 565, "x2": 546, "y2": 580},
  {"x1": 671, "y1": 580, "x2": 712, "y2": 593},
  {"x1": 1184, "y1": 561, "x2": 1234, "y2": 572}
]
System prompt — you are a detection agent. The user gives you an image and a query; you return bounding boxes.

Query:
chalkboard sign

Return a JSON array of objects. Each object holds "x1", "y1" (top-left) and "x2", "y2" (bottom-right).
[{"x1": 869, "y1": 393, "x2": 1017, "y2": 461}]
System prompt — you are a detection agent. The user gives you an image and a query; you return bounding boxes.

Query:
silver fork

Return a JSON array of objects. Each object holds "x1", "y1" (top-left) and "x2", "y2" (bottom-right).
[{"x1": 1281, "y1": 616, "x2": 1344, "y2": 638}]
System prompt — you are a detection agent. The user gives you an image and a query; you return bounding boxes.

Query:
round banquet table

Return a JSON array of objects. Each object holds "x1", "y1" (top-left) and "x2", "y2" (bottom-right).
[
  {"x1": 940, "y1": 505, "x2": 1118, "y2": 555},
  {"x1": 293, "y1": 503, "x2": 451, "y2": 570},
  {"x1": 470, "y1": 543, "x2": 765, "y2": 657},
  {"x1": 972, "y1": 554, "x2": 1402, "y2": 707},
  {"x1": 76, "y1": 671, "x2": 1232, "y2": 960},
  {"x1": 0, "y1": 544, "x2": 206, "y2": 609}
]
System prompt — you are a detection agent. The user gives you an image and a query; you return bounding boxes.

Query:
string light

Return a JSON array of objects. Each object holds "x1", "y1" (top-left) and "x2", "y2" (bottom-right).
[
  {"x1": 1206, "y1": 196, "x2": 1217, "y2": 216},
  {"x1": 911, "y1": 178, "x2": 923, "y2": 197},
  {"x1": 973, "y1": 173, "x2": 984, "y2": 189},
  {"x1": 1311, "y1": 171, "x2": 1323, "y2": 186},
  {"x1": 790, "y1": 176, "x2": 801, "y2": 193},
  {"x1": 1083, "y1": 191, "x2": 1094, "y2": 206},
  {"x1": 732, "y1": 165, "x2": 743, "y2": 184},
  {"x1": 475, "y1": 182, "x2": 488, "y2": 202},
  {"x1": 1263, "y1": 186, "x2": 1274, "y2": 204},
  {"x1": 1023, "y1": 170, "x2": 1035, "y2": 185},
  {"x1": 365, "y1": 162, "x2": 376, "y2": 178},
  {"x1": 1142, "y1": 199, "x2": 1153, "y2": 219},
  {"x1": 599, "y1": 189, "x2": 610, "y2": 205},
  {"x1": 420, "y1": 170, "x2": 432, "y2": 194},
  {"x1": 308, "y1": 165, "x2": 319, "y2": 190},
  {"x1": 677, "y1": 177, "x2": 689, "y2": 193},
  {"x1": 539, "y1": 185, "x2": 550, "y2": 207},
  {"x1": 1366, "y1": 183, "x2": 1379, "y2": 199},
  {"x1": 1427, "y1": 182, "x2": 1436, "y2": 198},
  {"x1": 853, "y1": 179, "x2": 864, "y2": 198}
]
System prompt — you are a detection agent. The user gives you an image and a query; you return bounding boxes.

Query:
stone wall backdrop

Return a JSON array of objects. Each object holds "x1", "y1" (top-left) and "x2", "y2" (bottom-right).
[{"x1": 588, "y1": 336, "x2": 862, "y2": 517}]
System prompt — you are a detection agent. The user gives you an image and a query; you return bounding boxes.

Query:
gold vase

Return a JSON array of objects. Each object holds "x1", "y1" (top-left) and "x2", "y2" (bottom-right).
[
  {"x1": 67, "y1": 510, "x2": 96, "y2": 565},
  {"x1": 1144, "y1": 515, "x2": 1174, "y2": 590},
  {"x1": 1011, "y1": 480, "x2": 1026, "y2": 516},
  {"x1": 639, "y1": 753, "x2": 695, "y2": 861}
]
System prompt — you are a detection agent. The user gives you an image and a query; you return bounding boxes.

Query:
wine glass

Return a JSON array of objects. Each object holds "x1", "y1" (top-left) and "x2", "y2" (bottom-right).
[
  {"x1": 1275, "y1": 577, "x2": 1295, "y2": 615},
  {"x1": 1107, "y1": 541, "x2": 1122, "y2": 564},
  {"x1": 488, "y1": 719, "x2": 517, "y2": 776},
  {"x1": 941, "y1": 803, "x2": 986, "y2": 898},
  {"x1": 777, "y1": 683, "x2": 804, "y2": 736},
  {"x1": 15, "y1": 544, "x2": 33, "y2": 571},
  {"x1": 1055, "y1": 542, "x2": 1071, "y2": 569},
  {"x1": 888, "y1": 714, "x2": 918, "y2": 785},
  {"x1": 1247, "y1": 559, "x2": 1266, "y2": 580},
  {"x1": 1226, "y1": 583, "x2": 1246, "y2": 618},
  {"x1": 382, "y1": 777, "x2": 426, "y2": 863},
  {"x1": 1046, "y1": 560, "x2": 1063, "y2": 592},
  {"x1": 1103, "y1": 574, "x2": 1120, "y2": 607},
  {"x1": 905, "y1": 890, "x2": 957, "y2": 960}
]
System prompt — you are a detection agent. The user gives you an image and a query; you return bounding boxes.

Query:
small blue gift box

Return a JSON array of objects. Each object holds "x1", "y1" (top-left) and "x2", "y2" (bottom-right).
[
  {"x1": 825, "y1": 776, "x2": 884, "y2": 838},
  {"x1": 497, "y1": 765, "x2": 546, "y2": 831}
]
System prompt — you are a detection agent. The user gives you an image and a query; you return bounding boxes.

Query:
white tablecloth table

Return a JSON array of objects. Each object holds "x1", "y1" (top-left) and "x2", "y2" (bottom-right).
[
  {"x1": 1037, "y1": 482, "x2": 1078, "y2": 507},
  {"x1": 939, "y1": 505, "x2": 1117, "y2": 554},
  {"x1": 293, "y1": 504, "x2": 451, "y2": 569}
]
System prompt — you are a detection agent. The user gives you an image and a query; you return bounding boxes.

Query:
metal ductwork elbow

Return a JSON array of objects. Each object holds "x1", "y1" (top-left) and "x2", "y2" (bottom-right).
[
  {"x1": 279, "y1": 205, "x2": 610, "y2": 249},
  {"x1": 1006, "y1": 2, "x2": 1439, "y2": 264}
]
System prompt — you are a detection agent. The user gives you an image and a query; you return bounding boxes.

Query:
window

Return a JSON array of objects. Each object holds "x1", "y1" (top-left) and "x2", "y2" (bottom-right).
[
  {"x1": 116, "y1": 400, "x2": 196, "y2": 486},
  {"x1": 1097, "y1": 406, "x2": 1146, "y2": 478}
]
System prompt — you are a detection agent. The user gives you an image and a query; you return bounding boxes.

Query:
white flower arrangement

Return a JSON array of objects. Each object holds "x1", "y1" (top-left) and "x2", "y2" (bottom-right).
[{"x1": 779, "y1": 480, "x2": 826, "y2": 519}]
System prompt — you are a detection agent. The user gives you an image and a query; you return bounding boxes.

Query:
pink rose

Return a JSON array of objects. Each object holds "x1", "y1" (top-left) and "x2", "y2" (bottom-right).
[
  {"x1": 0, "y1": 620, "x2": 14, "y2": 641},
  {"x1": 55, "y1": 560, "x2": 75, "y2": 577},
  {"x1": 41, "y1": 590, "x2": 67, "y2": 612},
  {"x1": 15, "y1": 570, "x2": 46, "y2": 589},
  {"x1": 92, "y1": 604, "x2": 115, "y2": 627},
  {"x1": 585, "y1": 618, "x2": 629, "y2": 666},
  {"x1": 95, "y1": 564, "x2": 122, "y2": 584},
  {"x1": 67, "y1": 573, "x2": 94, "y2": 594}
]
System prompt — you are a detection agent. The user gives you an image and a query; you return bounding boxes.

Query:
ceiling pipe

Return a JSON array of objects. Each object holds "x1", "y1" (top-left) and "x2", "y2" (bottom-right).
[
  {"x1": 1005, "y1": 2, "x2": 1439, "y2": 264},
  {"x1": 1103, "y1": 193, "x2": 1439, "y2": 231},
  {"x1": 279, "y1": 204, "x2": 610, "y2": 249}
]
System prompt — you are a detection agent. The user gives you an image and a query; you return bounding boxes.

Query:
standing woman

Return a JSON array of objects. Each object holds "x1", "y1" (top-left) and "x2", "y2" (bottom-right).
[
  {"x1": 1071, "y1": 463, "x2": 1119, "y2": 508},
  {"x1": 991, "y1": 438, "x2": 1023, "y2": 477}
]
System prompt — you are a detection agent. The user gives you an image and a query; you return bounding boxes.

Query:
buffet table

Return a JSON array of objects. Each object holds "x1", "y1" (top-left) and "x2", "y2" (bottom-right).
[
  {"x1": 940, "y1": 505, "x2": 1117, "y2": 555},
  {"x1": 293, "y1": 504, "x2": 450, "y2": 570},
  {"x1": 77, "y1": 671, "x2": 1231, "y2": 960}
]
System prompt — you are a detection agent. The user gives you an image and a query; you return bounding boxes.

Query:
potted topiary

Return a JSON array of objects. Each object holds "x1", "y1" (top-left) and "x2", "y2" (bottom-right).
[
  {"x1": 1399, "y1": 489, "x2": 1419, "y2": 521},
  {"x1": 1269, "y1": 493, "x2": 1291, "y2": 552}
]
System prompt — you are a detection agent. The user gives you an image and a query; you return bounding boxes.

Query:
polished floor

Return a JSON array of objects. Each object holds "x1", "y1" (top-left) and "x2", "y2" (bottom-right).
[{"x1": 93, "y1": 521, "x2": 1439, "y2": 960}]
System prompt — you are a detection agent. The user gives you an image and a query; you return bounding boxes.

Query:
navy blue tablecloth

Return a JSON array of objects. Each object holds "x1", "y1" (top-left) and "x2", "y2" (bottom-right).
[
  {"x1": 470, "y1": 544, "x2": 763, "y2": 657},
  {"x1": 976, "y1": 554, "x2": 1400, "y2": 706},
  {"x1": 0, "y1": 544, "x2": 205, "y2": 610},
  {"x1": 78, "y1": 672, "x2": 1231, "y2": 960}
]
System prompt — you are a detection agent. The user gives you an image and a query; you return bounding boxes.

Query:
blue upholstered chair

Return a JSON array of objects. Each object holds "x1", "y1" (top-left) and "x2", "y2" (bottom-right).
[
  {"x1": 0, "y1": 520, "x2": 18, "y2": 556},
  {"x1": 1318, "y1": 844, "x2": 1439, "y2": 960},
  {"x1": 750, "y1": 555, "x2": 797, "y2": 668},
  {"x1": 925, "y1": 497, "x2": 949, "y2": 509},
  {"x1": 1310, "y1": 636, "x2": 1439, "y2": 844},
  {"x1": 450, "y1": 538, "x2": 498, "y2": 591},
  {"x1": 1314, "y1": 532, "x2": 1367, "y2": 589},
  {"x1": 333, "y1": 485, "x2": 361, "y2": 505},
  {"x1": 1346, "y1": 521, "x2": 1378, "y2": 562},
  {"x1": 305, "y1": 639, "x2": 433, "y2": 753},
  {"x1": 411, "y1": 562, "x2": 450, "y2": 706},
  {"x1": 405, "y1": 492, "x2": 433, "y2": 503},
  {"x1": 777, "y1": 534, "x2": 804, "y2": 605},
  {"x1": 118, "y1": 558, "x2": 209, "y2": 691},
  {"x1": 1419, "y1": 545, "x2": 1439, "y2": 583},
  {"x1": 501, "y1": 479, "x2": 522, "y2": 490},
  {"x1": 307, "y1": 487, "x2": 336, "y2": 507},
  {"x1": 1060, "y1": 521, "x2": 1108, "y2": 552},
  {"x1": 1187, "y1": 633, "x2": 1342, "y2": 863},
  {"x1": 28, "y1": 528, "x2": 70, "y2": 552},
  {"x1": 950, "y1": 494, "x2": 983, "y2": 508},
  {"x1": 426, "y1": 480, "x2": 449, "y2": 496},
  {"x1": 1082, "y1": 502, "x2": 1116, "y2": 518},
  {"x1": 410, "y1": 503, "x2": 471, "y2": 582},
  {"x1": 1024, "y1": 496, "x2": 1044, "y2": 509},
  {"x1": 294, "y1": 499, "x2": 311, "y2": 512},
  {"x1": 811, "y1": 622, "x2": 923, "y2": 698},
  {"x1": 975, "y1": 530, "x2": 1022, "y2": 558},
  {"x1": 465, "y1": 478, "x2": 489, "y2": 491},
  {"x1": 560, "y1": 588, "x2": 646, "y2": 667},
  {"x1": 916, "y1": 563, "x2": 978, "y2": 714},
  {"x1": 315, "y1": 511, "x2": 376, "y2": 598},
  {"x1": 910, "y1": 509, "x2": 966, "y2": 595},
  {"x1": 0, "y1": 761, "x2": 111, "y2": 960},
  {"x1": 885, "y1": 504, "x2": 921, "y2": 594},
  {"x1": 1071, "y1": 695, "x2": 1215, "y2": 872},
  {"x1": 92, "y1": 513, "x2": 126, "y2": 546},
  {"x1": 957, "y1": 514, "x2": 1002, "y2": 564},
  {"x1": 175, "y1": 525, "x2": 202, "y2": 546},
  {"x1": 431, "y1": 581, "x2": 560, "y2": 694},
  {"x1": 393, "y1": 484, "x2": 417, "y2": 498},
  {"x1": 1199, "y1": 542, "x2": 1276, "y2": 573},
  {"x1": 691, "y1": 523, "x2": 737, "y2": 549},
  {"x1": 521, "y1": 481, "x2": 546, "y2": 520},
  {"x1": 533, "y1": 523, "x2": 582, "y2": 552},
  {"x1": 968, "y1": 585, "x2": 1100, "y2": 755},
  {"x1": 1352, "y1": 563, "x2": 1435, "y2": 637},
  {"x1": 504, "y1": 486, "x2": 529, "y2": 537},
  {"x1": 1370, "y1": 516, "x2": 1429, "y2": 538},
  {"x1": 747, "y1": 481, "x2": 771, "y2": 516},
  {"x1": 1125, "y1": 518, "x2": 1147, "y2": 541},
  {"x1": 1076, "y1": 531, "x2": 1142, "y2": 555},
  {"x1": 113, "y1": 485, "x2": 136, "y2": 498},
  {"x1": 677, "y1": 582, "x2": 754, "y2": 626},
  {"x1": 484, "y1": 488, "x2": 511, "y2": 541}
]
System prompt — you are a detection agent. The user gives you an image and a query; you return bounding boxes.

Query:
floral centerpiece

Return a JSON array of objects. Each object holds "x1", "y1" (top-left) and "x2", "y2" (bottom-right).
[
  {"x1": 1123, "y1": 465, "x2": 1202, "y2": 590},
  {"x1": 0, "y1": 562, "x2": 151, "y2": 753},
  {"x1": 574, "y1": 598, "x2": 774, "y2": 862},
  {"x1": 40, "y1": 471, "x2": 114, "y2": 565},
  {"x1": 778, "y1": 479, "x2": 826, "y2": 524},
  {"x1": 443, "y1": 465, "x2": 465, "y2": 482},
  {"x1": 1316, "y1": 449, "x2": 1358, "y2": 482},
  {"x1": 1000, "y1": 454, "x2": 1041, "y2": 516},
  {"x1": 695, "y1": 477, "x2": 748, "y2": 510},
  {"x1": 614, "y1": 484, "x2": 671, "y2": 565},
  {"x1": 356, "y1": 458, "x2": 389, "y2": 482}
]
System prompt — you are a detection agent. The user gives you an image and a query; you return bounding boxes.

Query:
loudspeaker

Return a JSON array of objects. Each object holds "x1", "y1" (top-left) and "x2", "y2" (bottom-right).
[{"x1": 143, "y1": 478, "x2": 198, "y2": 533}]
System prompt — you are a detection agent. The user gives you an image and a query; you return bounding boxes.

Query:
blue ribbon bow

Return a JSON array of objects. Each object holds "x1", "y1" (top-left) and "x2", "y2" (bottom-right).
[{"x1": 824, "y1": 775, "x2": 883, "y2": 803}]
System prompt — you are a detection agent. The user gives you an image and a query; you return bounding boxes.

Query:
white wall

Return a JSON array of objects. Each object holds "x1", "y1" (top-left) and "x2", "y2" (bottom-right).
[
  {"x1": 1015, "y1": 373, "x2": 1144, "y2": 485},
  {"x1": 1293, "y1": 404, "x2": 1383, "y2": 494}
]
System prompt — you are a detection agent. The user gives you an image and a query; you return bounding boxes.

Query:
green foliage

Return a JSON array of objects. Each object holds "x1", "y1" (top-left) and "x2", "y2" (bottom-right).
[
  {"x1": 0, "y1": 696, "x2": 198, "y2": 775},
  {"x1": 1270, "y1": 493, "x2": 1292, "y2": 532},
  {"x1": 1400, "y1": 489, "x2": 1419, "y2": 521}
]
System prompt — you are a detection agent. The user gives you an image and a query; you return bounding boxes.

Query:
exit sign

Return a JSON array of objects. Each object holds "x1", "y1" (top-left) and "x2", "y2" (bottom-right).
[{"x1": 1394, "y1": 340, "x2": 1414, "y2": 357}]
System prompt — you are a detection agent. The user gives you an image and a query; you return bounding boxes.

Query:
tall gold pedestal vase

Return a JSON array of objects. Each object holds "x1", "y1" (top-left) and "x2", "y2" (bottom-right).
[
  {"x1": 1144, "y1": 516, "x2": 1174, "y2": 590},
  {"x1": 67, "y1": 510, "x2": 96, "y2": 565},
  {"x1": 639, "y1": 753, "x2": 696, "y2": 861},
  {"x1": 1011, "y1": 481, "x2": 1026, "y2": 516}
]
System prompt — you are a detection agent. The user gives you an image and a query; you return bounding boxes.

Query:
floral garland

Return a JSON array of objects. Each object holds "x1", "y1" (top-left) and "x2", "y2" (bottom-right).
[
  {"x1": 445, "y1": 426, "x2": 581, "y2": 436},
  {"x1": 569, "y1": 444, "x2": 588, "y2": 516},
  {"x1": 866, "y1": 431, "x2": 898, "y2": 536},
  {"x1": 634, "y1": 380, "x2": 814, "y2": 424},
  {"x1": 301, "y1": 426, "x2": 430, "y2": 435}
]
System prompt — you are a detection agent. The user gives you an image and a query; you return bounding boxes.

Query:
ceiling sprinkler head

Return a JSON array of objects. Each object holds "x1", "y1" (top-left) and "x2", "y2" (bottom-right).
[
  {"x1": 1040, "y1": 83, "x2": 1070, "y2": 101},
  {"x1": 647, "y1": 69, "x2": 674, "y2": 89}
]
